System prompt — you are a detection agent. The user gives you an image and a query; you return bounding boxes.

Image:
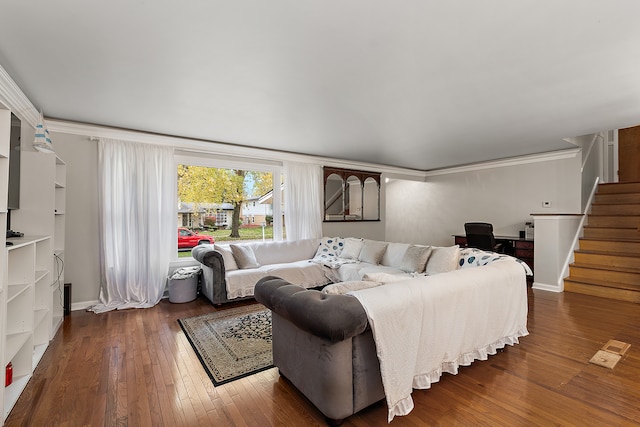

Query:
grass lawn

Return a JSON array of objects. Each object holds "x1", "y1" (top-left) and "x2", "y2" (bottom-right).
[{"x1": 178, "y1": 226, "x2": 281, "y2": 258}]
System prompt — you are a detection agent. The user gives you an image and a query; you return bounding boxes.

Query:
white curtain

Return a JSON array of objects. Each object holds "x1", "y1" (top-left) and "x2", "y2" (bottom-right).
[
  {"x1": 284, "y1": 161, "x2": 323, "y2": 240},
  {"x1": 91, "y1": 139, "x2": 175, "y2": 313}
]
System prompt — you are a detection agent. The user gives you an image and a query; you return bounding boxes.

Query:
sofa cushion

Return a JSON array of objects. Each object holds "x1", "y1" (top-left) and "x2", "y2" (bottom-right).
[
  {"x1": 362, "y1": 272, "x2": 414, "y2": 283},
  {"x1": 399, "y1": 245, "x2": 432, "y2": 273},
  {"x1": 334, "y1": 263, "x2": 402, "y2": 283},
  {"x1": 230, "y1": 244, "x2": 260, "y2": 269},
  {"x1": 425, "y1": 245, "x2": 460, "y2": 275},
  {"x1": 250, "y1": 238, "x2": 321, "y2": 265},
  {"x1": 226, "y1": 260, "x2": 331, "y2": 299},
  {"x1": 322, "y1": 280, "x2": 382, "y2": 295},
  {"x1": 339, "y1": 237, "x2": 364, "y2": 260},
  {"x1": 359, "y1": 240, "x2": 387, "y2": 265},
  {"x1": 215, "y1": 244, "x2": 239, "y2": 271},
  {"x1": 381, "y1": 242, "x2": 410, "y2": 268}
]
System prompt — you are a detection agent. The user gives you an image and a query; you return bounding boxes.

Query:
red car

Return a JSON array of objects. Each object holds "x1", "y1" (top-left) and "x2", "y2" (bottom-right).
[{"x1": 178, "y1": 227, "x2": 215, "y2": 249}]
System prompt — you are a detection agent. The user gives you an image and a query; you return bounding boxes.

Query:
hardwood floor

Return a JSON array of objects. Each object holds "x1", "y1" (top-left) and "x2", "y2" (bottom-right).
[{"x1": 5, "y1": 289, "x2": 640, "y2": 426}]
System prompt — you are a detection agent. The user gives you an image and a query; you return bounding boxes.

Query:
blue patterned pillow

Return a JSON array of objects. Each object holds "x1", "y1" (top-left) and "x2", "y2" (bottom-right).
[
  {"x1": 313, "y1": 237, "x2": 345, "y2": 263},
  {"x1": 458, "y1": 247, "x2": 533, "y2": 275},
  {"x1": 459, "y1": 248, "x2": 501, "y2": 269}
]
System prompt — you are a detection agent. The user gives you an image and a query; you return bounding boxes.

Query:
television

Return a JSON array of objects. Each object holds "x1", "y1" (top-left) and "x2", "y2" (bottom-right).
[{"x1": 7, "y1": 112, "x2": 20, "y2": 210}]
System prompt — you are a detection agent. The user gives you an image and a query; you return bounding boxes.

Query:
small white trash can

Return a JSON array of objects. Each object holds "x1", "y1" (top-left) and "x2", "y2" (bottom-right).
[{"x1": 168, "y1": 267, "x2": 201, "y2": 303}]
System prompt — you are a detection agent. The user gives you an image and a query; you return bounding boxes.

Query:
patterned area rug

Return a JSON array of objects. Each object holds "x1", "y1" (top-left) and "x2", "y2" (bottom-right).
[{"x1": 178, "y1": 304, "x2": 273, "y2": 386}]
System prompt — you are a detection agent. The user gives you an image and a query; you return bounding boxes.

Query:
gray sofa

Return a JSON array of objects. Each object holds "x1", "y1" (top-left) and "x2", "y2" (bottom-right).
[
  {"x1": 253, "y1": 255, "x2": 531, "y2": 424},
  {"x1": 254, "y1": 276, "x2": 385, "y2": 425},
  {"x1": 192, "y1": 238, "x2": 332, "y2": 305}
]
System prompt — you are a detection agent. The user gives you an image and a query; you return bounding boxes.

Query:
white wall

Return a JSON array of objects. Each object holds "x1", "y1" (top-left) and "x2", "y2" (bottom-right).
[
  {"x1": 52, "y1": 132, "x2": 389, "y2": 306},
  {"x1": 385, "y1": 154, "x2": 583, "y2": 247},
  {"x1": 50, "y1": 133, "x2": 101, "y2": 306},
  {"x1": 51, "y1": 128, "x2": 584, "y2": 306}
]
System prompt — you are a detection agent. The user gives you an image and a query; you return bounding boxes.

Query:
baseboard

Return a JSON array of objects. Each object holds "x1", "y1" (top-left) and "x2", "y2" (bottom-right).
[
  {"x1": 72, "y1": 300, "x2": 99, "y2": 311},
  {"x1": 532, "y1": 281, "x2": 563, "y2": 292}
]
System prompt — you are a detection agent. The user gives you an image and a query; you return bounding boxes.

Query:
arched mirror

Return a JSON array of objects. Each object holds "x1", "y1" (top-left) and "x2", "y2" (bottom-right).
[
  {"x1": 345, "y1": 174, "x2": 362, "y2": 220},
  {"x1": 324, "y1": 173, "x2": 344, "y2": 221},
  {"x1": 324, "y1": 167, "x2": 381, "y2": 222},
  {"x1": 362, "y1": 176, "x2": 380, "y2": 220}
]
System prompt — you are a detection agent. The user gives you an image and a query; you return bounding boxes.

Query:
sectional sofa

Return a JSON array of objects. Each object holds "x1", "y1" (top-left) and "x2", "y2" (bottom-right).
[
  {"x1": 191, "y1": 236, "x2": 465, "y2": 305},
  {"x1": 255, "y1": 257, "x2": 530, "y2": 424}
]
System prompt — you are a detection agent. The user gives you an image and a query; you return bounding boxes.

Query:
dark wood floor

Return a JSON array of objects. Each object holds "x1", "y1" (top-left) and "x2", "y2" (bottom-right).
[{"x1": 5, "y1": 288, "x2": 640, "y2": 426}]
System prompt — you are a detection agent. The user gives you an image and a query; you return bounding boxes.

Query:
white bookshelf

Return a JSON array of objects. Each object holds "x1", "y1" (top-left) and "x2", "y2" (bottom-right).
[
  {"x1": 0, "y1": 107, "x2": 10, "y2": 425},
  {"x1": 0, "y1": 106, "x2": 66, "y2": 424},
  {"x1": 52, "y1": 156, "x2": 66, "y2": 332},
  {"x1": 3, "y1": 236, "x2": 52, "y2": 420}
]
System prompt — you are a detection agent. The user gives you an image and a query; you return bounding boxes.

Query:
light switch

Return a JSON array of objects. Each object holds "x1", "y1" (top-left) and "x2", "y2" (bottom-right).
[{"x1": 542, "y1": 201, "x2": 552, "y2": 208}]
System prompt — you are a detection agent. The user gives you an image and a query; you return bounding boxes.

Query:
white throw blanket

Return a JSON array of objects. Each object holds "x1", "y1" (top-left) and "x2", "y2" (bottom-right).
[{"x1": 349, "y1": 260, "x2": 529, "y2": 422}]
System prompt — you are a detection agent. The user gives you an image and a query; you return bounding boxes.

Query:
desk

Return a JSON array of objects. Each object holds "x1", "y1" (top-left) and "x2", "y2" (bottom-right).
[{"x1": 453, "y1": 235, "x2": 534, "y2": 279}]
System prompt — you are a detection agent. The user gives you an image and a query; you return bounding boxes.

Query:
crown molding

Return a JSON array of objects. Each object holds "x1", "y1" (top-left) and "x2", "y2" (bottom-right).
[
  {"x1": 4, "y1": 67, "x2": 577, "y2": 182},
  {"x1": 46, "y1": 118, "x2": 428, "y2": 178},
  {"x1": 0, "y1": 64, "x2": 39, "y2": 127},
  {"x1": 423, "y1": 148, "x2": 581, "y2": 178}
]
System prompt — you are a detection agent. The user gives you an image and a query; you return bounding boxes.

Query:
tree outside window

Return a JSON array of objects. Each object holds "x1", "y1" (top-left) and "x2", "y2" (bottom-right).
[{"x1": 176, "y1": 164, "x2": 282, "y2": 257}]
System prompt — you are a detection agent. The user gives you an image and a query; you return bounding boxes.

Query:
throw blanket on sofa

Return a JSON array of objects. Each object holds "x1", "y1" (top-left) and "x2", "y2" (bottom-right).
[{"x1": 349, "y1": 260, "x2": 529, "y2": 422}]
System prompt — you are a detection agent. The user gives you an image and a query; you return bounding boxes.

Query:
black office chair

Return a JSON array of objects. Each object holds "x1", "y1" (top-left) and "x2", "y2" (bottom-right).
[{"x1": 464, "y1": 222, "x2": 504, "y2": 253}]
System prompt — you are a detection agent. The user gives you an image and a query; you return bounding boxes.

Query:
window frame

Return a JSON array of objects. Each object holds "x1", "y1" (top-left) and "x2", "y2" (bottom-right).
[{"x1": 174, "y1": 154, "x2": 284, "y2": 259}]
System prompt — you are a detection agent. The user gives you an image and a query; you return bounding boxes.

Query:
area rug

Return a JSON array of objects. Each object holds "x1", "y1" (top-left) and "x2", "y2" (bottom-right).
[{"x1": 178, "y1": 304, "x2": 272, "y2": 386}]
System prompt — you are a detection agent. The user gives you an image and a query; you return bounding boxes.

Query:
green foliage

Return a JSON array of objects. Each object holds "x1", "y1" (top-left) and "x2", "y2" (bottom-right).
[
  {"x1": 177, "y1": 165, "x2": 274, "y2": 239},
  {"x1": 252, "y1": 172, "x2": 273, "y2": 198}
]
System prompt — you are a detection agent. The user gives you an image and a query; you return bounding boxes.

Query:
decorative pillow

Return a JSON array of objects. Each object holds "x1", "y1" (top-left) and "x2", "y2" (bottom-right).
[
  {"x1": 321, "y1": 280, "x2": 382, "y2": 295},
  {"x1": 381, "y1": 242, "x2": 410, "y2": 267},
  {"x1": 425, "y1": 245, "x2": 460, "y2": 275},
  {"x1": 458, "y1": 248, "x2": 500, "y2": 269},
  {"x1": 458, "y1": 248, "x2": 533, "y2": 276},
  {"x1": 339, "y1": 237, "x2": 364, "y2": 260},
  {"x1": 230, "y1": 244, "x2": 260, "y2": 269},
  {"x1": 313, "y1": 237, "x2": 345, "y2": 261},
  {"x1": 362, "y1": 272, "x2": 413, "y2": 283},
  {"x1": 215, "y1": 244, "x2": 238, "y2": 271},
  {"x1": 399, "y1": 245, "x2": 432, "y2": 273},
  {"x1": 358, "y1": 240, "x2": 388, "y2": 265}
]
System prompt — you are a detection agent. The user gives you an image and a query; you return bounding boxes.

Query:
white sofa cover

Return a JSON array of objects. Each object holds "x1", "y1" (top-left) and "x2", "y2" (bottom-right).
[{"x1": 192, "y1": 236, "x2": 532, "y2": 305}]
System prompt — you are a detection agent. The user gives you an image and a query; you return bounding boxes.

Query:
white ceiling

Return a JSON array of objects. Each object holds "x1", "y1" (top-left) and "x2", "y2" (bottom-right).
[{"x1": 1, "y1": 1, "x2": 640, "y2": 171}]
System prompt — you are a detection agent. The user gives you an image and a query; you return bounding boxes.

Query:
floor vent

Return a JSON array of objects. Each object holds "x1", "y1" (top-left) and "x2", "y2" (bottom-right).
[{"x1": 589, "y1": 339, "x2": 630, "y2": 369}]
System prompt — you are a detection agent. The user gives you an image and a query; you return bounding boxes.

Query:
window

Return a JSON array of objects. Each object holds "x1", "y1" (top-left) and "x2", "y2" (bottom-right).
[{"x1": 176, "y1": 157, "x2": 284, "y2": 258}]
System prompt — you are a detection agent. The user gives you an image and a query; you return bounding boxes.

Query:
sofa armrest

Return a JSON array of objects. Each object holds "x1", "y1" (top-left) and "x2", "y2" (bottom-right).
[
  {"x1": 254, "y1": 276, "x2": 369, "y2": 342},
  {"x1": 192, "y1": 244, "x2": 228, "y2": 304},
  {"x1": 192, "y1": 244, "x2": 222, "y2": 269}
]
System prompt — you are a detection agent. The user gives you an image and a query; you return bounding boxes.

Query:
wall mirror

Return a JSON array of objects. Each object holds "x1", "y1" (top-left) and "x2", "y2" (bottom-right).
[{"x1": 323, "y1": 167, "x2": 381, "y2": 222}]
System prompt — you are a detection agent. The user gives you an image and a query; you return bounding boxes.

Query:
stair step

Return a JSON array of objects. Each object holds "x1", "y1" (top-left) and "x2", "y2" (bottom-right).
[
  {"x1": 564, "y1": 278, "x2": 640, "y2": 303},
  {"x1": 594, "y1": 193, "x2": 640, "y2": 204},
  {"x1": 591, "y1": 203, "x2": 640, "y2": 216},
  {"x1": 582, "y1": 226, "x2": 640, "y2": 241},
  {"x1": 579, "y1": 239, "x2": 640, "y2": 255},
  {"x1": 597, "y1": 182, "x2": 640, "y2": 194},
  {"x1": 586, "y1": 215, "x2": 640, "y2": 228},
  {"x1": 574, "y1": 250, "x2": 640, "y2": 269},
  {"x1": 569, "y1": 263, "x2": 640, "y2": 286},
  {"x1": 568, "y1": 186, "x2": 640, "y2": 303}
]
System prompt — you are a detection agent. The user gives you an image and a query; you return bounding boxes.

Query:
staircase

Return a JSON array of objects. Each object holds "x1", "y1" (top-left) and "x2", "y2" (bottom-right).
[{"x1": 564, "y1": 182, "x2": 640, "y2": 303}]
